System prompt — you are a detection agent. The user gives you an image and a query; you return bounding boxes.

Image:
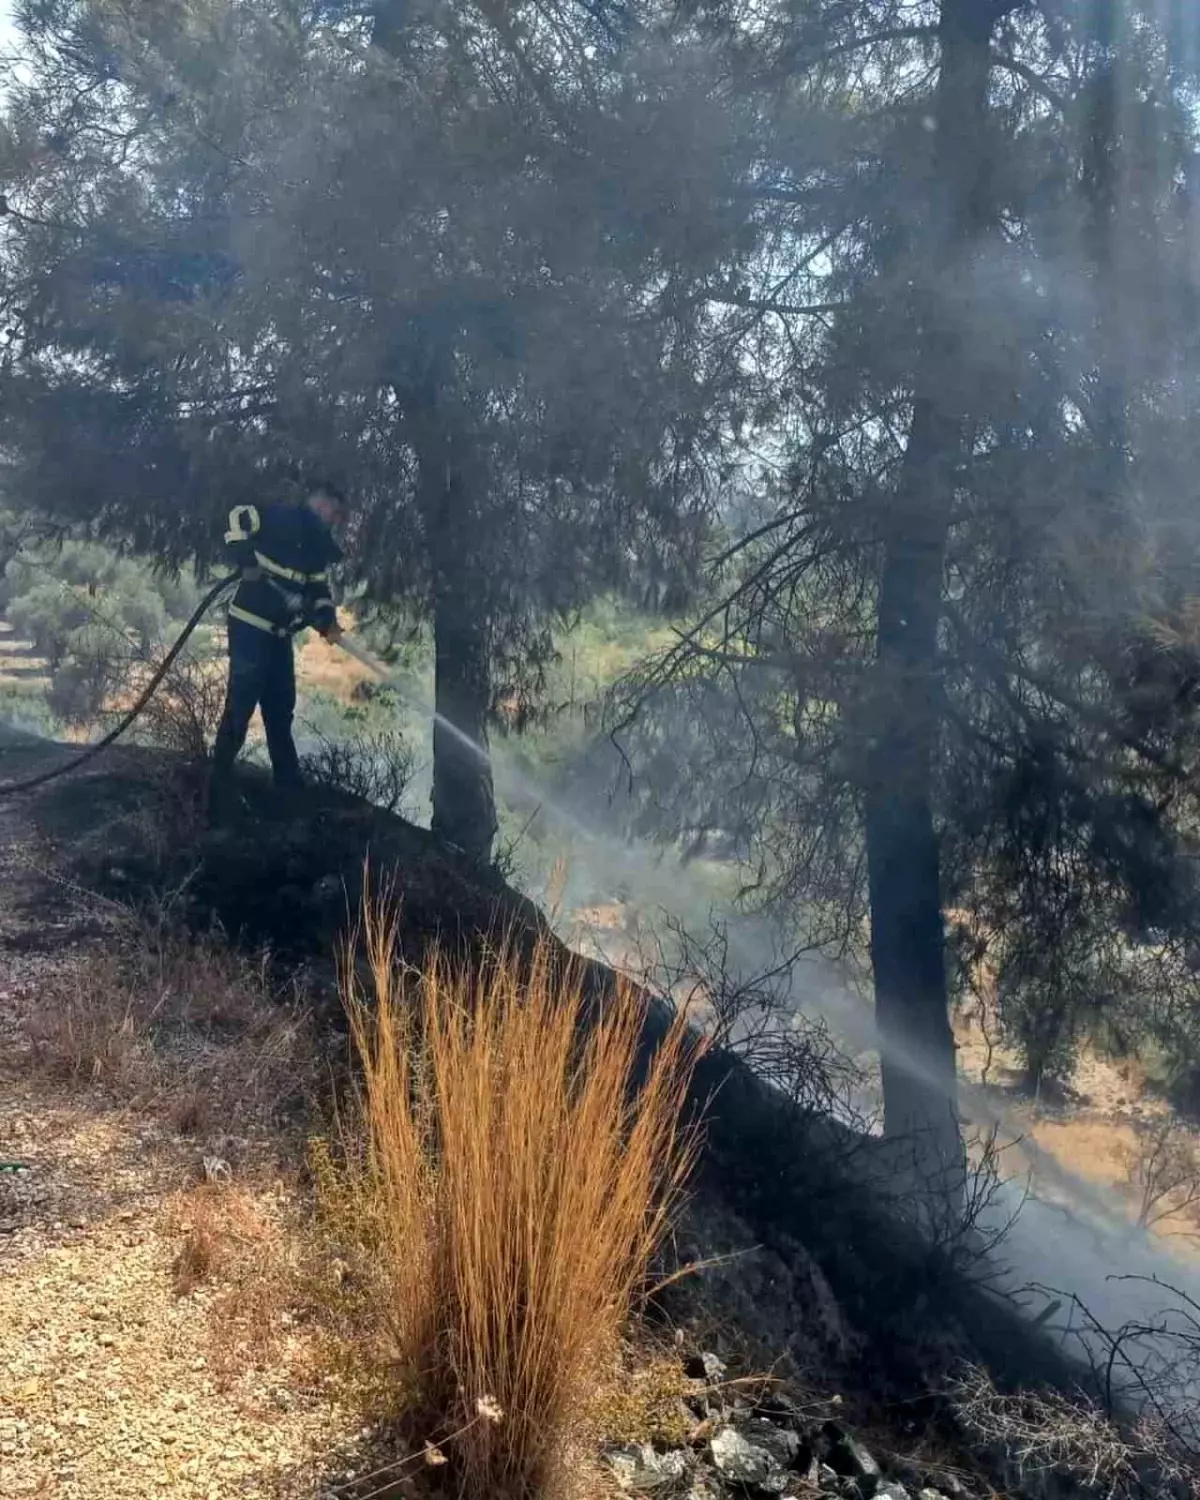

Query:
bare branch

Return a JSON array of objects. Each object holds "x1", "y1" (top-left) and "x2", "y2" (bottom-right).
[
  {"x1": 992, "y1": 50, "x2": 1067, "y2": 111},
  {"x1": 706, "y1": 292, "x2": 845, "y2": 318},
  {"x1": 783, "y1": 27, "x2": 937, "y2": 73}
]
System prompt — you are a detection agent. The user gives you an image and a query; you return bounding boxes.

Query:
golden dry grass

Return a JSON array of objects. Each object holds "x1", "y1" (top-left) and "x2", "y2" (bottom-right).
[
  {"x1": 167, "y1": 1182, "x2": 273, "y2": 1297},
  {"x1": 25, "y1": 929, "x2": 317, "y2": 1136},
  {"x1": 331, "y1": 869, "x2": 707, "y2": 1498}
]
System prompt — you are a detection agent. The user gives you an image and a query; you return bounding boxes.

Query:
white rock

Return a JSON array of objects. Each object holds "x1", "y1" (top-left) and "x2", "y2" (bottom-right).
[{"x1": 710, "y1": 1426, "x2": 777, "y2": 1485}]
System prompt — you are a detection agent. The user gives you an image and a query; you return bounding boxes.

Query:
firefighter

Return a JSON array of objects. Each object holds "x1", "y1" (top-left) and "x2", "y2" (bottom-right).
[{"x1": 209, "y1": 480, "x2": 347, "y2": 818}]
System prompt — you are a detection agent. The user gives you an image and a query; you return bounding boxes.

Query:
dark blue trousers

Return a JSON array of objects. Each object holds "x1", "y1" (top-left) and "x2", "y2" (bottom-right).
[{"x1": 212, "y1": 619, "x2": 301, "y2": 788}]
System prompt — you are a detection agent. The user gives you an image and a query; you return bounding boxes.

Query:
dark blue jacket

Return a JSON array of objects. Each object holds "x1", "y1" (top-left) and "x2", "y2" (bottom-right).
[{"x1": 223, "y1": 501, "x2": 341, "y2": 637}]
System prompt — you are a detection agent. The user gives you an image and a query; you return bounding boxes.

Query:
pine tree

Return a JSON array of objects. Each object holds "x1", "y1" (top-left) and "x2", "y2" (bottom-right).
[
  {"x1": 614, "y1": 0, "x2": 1200, "y2": 1197},
  {"x1": 0, "y1": 0, "x2": 752, "y2": 860}
]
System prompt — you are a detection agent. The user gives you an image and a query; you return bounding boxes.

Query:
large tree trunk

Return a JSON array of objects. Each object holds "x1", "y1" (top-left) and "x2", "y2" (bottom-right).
[
  {"x1": 430, "y1": 539, "x2": 499, "y2": 863},
  {"x1": 410, "y1": 408, "x2": 499, "y2": 865},
  {"x1": 375, "y1": 0, "x2": 499, "y2": 864},
  {"x1": 865, "y1": 0, "x2": 999, "y2": 1198},
  {"x1": 866, "y1": 402, "x2": 963, "y2": 1189}
]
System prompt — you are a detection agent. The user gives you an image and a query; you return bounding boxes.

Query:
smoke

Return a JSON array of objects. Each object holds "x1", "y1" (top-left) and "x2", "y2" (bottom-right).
[
  {"x1": 338, "y1": 633, "x2": 1200, "y2": 1434},
  {"x1": 988, "y1": 1186, "x2": 1200, "y2": 1441},
  {"x1": 533, "y1": 763, "x2": 1200, "y2": 1431}
]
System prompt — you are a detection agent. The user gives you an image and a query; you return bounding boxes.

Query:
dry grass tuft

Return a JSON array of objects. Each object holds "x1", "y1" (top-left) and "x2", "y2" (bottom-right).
[
  {"x1": 26, "y1": 925, "x2": 317, "y2": 1142},
  {"x1": 328, "y1": 868, "x2": 708, "y2": 1498},
  {"x1": 164, "y1": 1179, "x2": 331, "y2": 1400},
  {"x1": 171, "y1": 1085, "x2": 213, "y2": 1138},
  {"x1": 172, "y1": 1212, "x2": 218, "y2": 1296},
  {"x1": 168, "y1": 1182, "x2": 272, "y2": 1297},
  {"x1": 26, "y1": 949, "x2": 157, "y2": 1091}
]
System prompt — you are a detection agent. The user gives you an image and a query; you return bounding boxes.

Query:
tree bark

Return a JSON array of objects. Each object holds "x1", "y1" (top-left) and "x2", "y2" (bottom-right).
[
  {"x1": 867, "y1": 401, "x2": 963, "y2": 1187},
  {"x1": 412, "y1": 418, "x2": 499, "y2": 865},
  {"x1": 864, "y1": 0, "x2": 998, "y2": 1197},
  {"x1": 430, "y1": 528, "x2": 498, "y2": 863}
]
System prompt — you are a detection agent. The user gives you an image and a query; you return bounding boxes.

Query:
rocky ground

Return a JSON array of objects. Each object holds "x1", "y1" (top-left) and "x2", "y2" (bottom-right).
[
  {"x1": 0, "y1": 1096, "x2": 359, "y2": 1499},
  {"x1": 599, "y1": 1355, "x2": 974, "y2": 1500}
]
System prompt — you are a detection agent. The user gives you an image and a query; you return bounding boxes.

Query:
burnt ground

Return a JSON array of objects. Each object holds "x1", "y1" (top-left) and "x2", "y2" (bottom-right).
[
  {"x1": 0, "y1": 734, "x2": 1155, "y2": 1498},
  {"x1": 31, "y1": 754, "x2": 1078, "y2": 1351}
]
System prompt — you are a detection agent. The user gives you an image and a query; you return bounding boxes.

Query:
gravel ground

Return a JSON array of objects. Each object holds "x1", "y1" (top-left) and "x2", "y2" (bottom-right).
[
  {"x1": 0, "y1": 1086, "x2": 363, "y2": 1499},
  {"x1": 0, "y1": 746, "x2": 370, "y2": 1500}
]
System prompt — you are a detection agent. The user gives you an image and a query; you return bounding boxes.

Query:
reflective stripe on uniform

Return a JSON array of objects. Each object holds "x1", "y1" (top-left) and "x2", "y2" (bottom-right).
[
  {"x1": 252, "y1": 552, "x2": 331, "y2": 587},
  {"x1": 224, "y1": 504, "x2": 261, "y2": 545},
  {"x1": 228, "y1": 603, "x2": 289, "y2": 636},
  {"x1": 254, "y1": 550, "x2": 312, "y2": 585}
]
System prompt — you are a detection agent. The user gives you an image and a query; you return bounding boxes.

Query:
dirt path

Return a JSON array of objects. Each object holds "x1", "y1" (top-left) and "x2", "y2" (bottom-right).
[{"x1": 0, "y1": 739, "x2": 366, "y2": 1500}]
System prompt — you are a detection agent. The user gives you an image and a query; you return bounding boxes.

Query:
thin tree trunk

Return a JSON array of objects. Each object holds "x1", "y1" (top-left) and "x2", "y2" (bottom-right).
[{"x1": 865, "y1": 0, "x2": 999, "y2": 1198}]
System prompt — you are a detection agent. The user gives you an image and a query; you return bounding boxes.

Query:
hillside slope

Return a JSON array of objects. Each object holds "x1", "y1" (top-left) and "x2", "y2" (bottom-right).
[{"x1": 0, "y1": 739, "x2": 1184, "y2": 1500}]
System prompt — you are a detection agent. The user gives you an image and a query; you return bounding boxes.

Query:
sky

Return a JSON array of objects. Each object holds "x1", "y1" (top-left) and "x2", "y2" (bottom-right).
[{"x1": 0, "y1": 3, "x2": 24, "y2": 98}]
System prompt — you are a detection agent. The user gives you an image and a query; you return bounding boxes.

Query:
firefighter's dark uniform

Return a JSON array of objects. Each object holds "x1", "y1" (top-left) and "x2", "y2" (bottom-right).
[{"x1": 211, "y1": 501, "x2": 341, "y2": 796}]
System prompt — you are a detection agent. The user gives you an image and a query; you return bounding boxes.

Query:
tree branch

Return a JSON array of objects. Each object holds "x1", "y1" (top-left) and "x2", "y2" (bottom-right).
[
  {"x1": 943, "y1": 601, "x2": 1189, "y2": 779},
  {"x1": 706, "y1": 292, "x2": 845, "y2": 318},
  {"x1": 785, "y1": 26, "x2": 936, "y2": 71},
  {"x1": 991, "y1": 51, "x2": 1066, "y2": 111}
]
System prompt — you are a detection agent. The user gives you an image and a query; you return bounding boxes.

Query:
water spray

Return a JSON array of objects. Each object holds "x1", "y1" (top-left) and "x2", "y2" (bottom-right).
[{"x1": 332, "y1": 632, "x2": 1200, "y2": 1417}]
